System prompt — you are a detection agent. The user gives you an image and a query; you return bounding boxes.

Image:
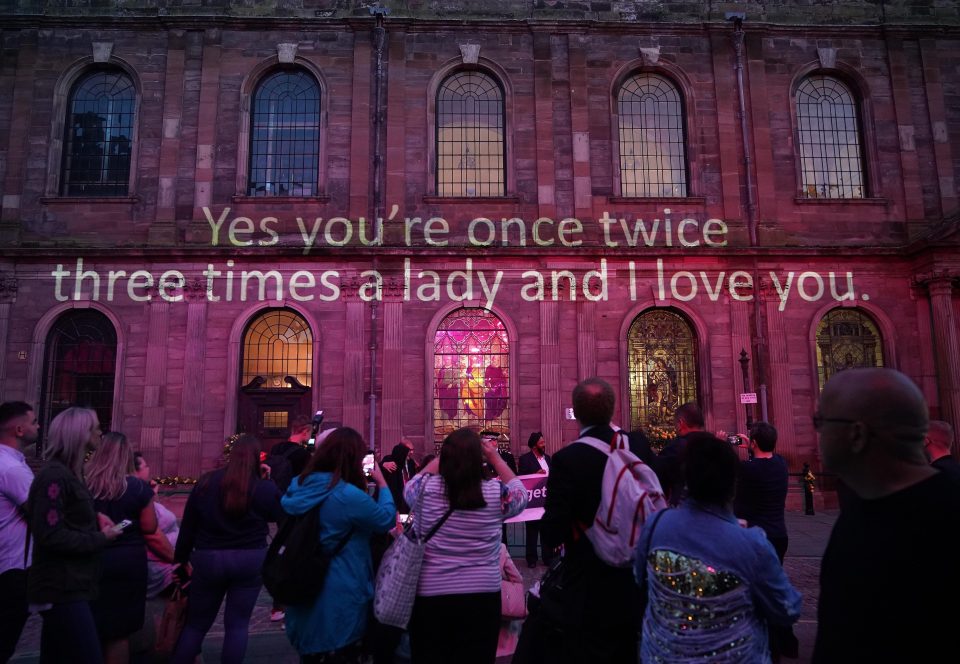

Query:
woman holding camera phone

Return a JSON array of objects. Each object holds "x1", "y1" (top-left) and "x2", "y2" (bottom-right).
[
  {"x1": 281, "y1": 427, "x2": 396, "y2": 663},
  {"x1": 85, "y1": 431, "x2": 158, "y2": 664}
]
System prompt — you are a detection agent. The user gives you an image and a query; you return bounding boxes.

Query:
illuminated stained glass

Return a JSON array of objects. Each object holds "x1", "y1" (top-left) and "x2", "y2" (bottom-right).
[
  {"x1": 433, "y1": 308, "x2": 509, "y2": 446},
  {"x1": 816, "y1": 308, "x2": 884, "y2": 391},
  {"x1": 627, "y1": 310, "x2": 699, "y2": 446},
  {"x1": 241, "y1": 309, "x2": 313, "y2": 388}
]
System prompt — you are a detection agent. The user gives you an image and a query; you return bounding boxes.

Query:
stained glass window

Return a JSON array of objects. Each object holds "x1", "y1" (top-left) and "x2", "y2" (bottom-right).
[
  {"x1": 62, "y1": 69, "x2": 136, "y2": 196},
  {"x1": 815, "y1": 308, "x2": 884, "y2": 390},
  {"x1": 618, "y1": 73, "x2": 687, "y2": 197},
  {"x1": 436, "y1": 71, "x2": 505, "y2": 197},
  {"x1": 627, "y1": 309, "x2": 699, "y2": 447},
  {"x1": 248, "y1": 69, "x2": 321, "y2": 197},
  {"x1": 41, "y1": 310, "x2": 118, "y2": 436},
  {"x1": 796, "y1": 75, "x2": 865, "y2": 199},
  {"x1": 241, "y1": 309, "x2": 313, "y2": 388},
  {"x1": 433, "y1": 308, "x2": 509, "y2": 446}
]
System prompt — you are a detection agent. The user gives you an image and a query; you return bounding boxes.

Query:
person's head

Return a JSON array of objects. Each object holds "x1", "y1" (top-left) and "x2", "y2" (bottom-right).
[
  {"x1": 439, "y1": 428, "x2": 487, "y2": 510},
  {"x1": 390, "y1": 442, "x2": 411, "y2": 464},
  {"x1": 288, "y1": 415, "x2": 313, "y2": 444},
  {"x1": 45, "y1": 407, "x2": 101, "y2": 477},
  {"x1": 674, "y1": 402, "x2": 705, "y2": 436},
  {"x1": 85, "y1": 431, "x2": 134, "y2": 500},
  {"x1": 401, "y1": 437, "x2": 414, "y2": 452},
  {"x1": 924, "y1": 420, "x2": 955, "y2": 462},
  {"x1": 0, "y1": 401, "x2": 38, "y2": 448},
  {"x1": 527, "y1": 431, "x2": 546, "y2": 455},
  {"x1": 816, "y1": 368, "x2": 929, "y2": 483},
  {"x1": 133, "y1": 451, "x2": 151, "y2": 483},
  {"x1": 684, "y1": 432, "x2": 739, "y2": 506},
  {"x1": 418, "y1": 453, "x2": 436, "y2": 471},
  {"x1": 572, "y1": 378, "x2": 615, "y2": 428},
  {"x1": 221, "y1": 434, "x2": 263, "y2": 518},
  {"x1": 300, "y1": 426, "x2": 367, "y2": 490},
  {"x1": 749, "y1": 422, "x2": 778, "y2": 453}
]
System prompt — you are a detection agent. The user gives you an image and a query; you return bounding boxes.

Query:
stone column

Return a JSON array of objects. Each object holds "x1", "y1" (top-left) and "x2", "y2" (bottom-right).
[
  {"x1": 727, "y1": 294, "x2": 753, "y2": 435},
  {"x1": 140, "y1": 298, "x2": 171, "y2": 467},
  {"x1": 176, "y1": 281, "x2": 208, "y2": 479},
  {"x1": 926, "y1": 276, "x2": 960, "y2": 430},
  {"x1": 764, "y1": 284, "x2": 798, "y2": 466},
  {"x1": 0, "y1": 276, "x2": 17, "y2": 400},
  {"x1": 576, "y1": 300, "x2": 596, "y2": 381},
  {"x1": 540, "y1": 301, "x2": 562, "y2": 455},
  {"x1": 343, "y1": 299, "x2": 366, "y2": 433},
  {"x1": 379, "y1": 279, "x2": 405, "y2": 452}
]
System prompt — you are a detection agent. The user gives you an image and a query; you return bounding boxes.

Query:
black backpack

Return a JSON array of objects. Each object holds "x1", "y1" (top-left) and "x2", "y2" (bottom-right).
[
  {"x1": 264, "y1": 445, "x2": 300, "y2": 493},
  {"x1": 262, "y1": 498, "x2": 352, "y2": 606}
]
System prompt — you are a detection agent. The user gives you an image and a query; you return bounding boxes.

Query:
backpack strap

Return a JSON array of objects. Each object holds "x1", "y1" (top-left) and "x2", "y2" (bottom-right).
[{"x1": 574, "y1": 435, "x2": 615, "y2": 455}]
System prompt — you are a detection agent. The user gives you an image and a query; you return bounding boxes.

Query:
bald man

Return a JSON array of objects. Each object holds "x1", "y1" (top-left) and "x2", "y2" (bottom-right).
[
  {"x1": 812, "y1": 368, "x2": 960, "y2": 663},
  {"x1": 925, "y1": 420, "x2": 960, "y2": 482}
]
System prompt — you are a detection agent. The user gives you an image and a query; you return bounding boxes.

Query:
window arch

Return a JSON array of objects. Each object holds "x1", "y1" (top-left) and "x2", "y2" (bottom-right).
[
  {"x1": 61, "y1": 68, "x2": 136, "y2": 196},
  {"x1": 436, "y1": 71, "x2": 505, "y2": 197},
  {"x1": 248, "y1": 69, "x2": 322, "y2": 197},
  {"x1": 626, "y1": 309, "x2": 699, "y2": 446},
  {"x1": 40, "y1": 309, "x2": 118, "y2": 434},
  {"x1": 433, "y1": 308, "x2": 510, "y2": 446},
  {"x1": 796, "y1": 75, "x2": 865, "y2": 199},
  {"x1": 617, "y1": 73, "x2": 688, "y2": 198},
  {"x1": 815, "y1": 308, "x2": 884, "y2": 390},
  {"x1": 241, "y1": 309, "x2": 313, "y2": 389}
]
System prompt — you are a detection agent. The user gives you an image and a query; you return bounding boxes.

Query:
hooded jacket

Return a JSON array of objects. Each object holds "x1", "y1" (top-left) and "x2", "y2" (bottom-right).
[{"x1": 281, "y1": 471, "x2": 396, "y2": 655}]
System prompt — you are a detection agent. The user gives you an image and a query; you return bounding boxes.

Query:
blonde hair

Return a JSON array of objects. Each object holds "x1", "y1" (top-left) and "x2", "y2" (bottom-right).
[
  {"x1": 45, "y1": 407, "x2": 99, "y2": 477},
  {"x1": 85, "y1": 431, "x2": 134, "y2": 500}
]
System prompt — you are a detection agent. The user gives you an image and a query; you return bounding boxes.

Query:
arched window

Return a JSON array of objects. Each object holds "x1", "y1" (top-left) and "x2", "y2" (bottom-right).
[
  {"x1": 41, "y1": 310, "x2": 118, "y2": 434},
  {"x1": 815, "y1": 308, "x2": 884, "y2": 390},
  {"x1": 436, "y1": 71, "x2": 505, "y2": 197},
  {"x1": 796, "y1": 75, "x2": 865, "y2": 199},
  {"x1": 241, "y1": 309, "x2": 313, "y2": 389},
  {"x1": 61, "y1": 69, "x2": 136, "y2": 196},
  {"x1": 617, "y1": 73, "x2": 687, "y2": 197},
  {"x1": 248, "y1": 69, "x2": 321, "y2": 197},
  {"x1": 433, "y1": 308, "x2": 509, "y2": 446},
  {"x1": 627, "y1": 309, "x2": 699, "y2": 448}
]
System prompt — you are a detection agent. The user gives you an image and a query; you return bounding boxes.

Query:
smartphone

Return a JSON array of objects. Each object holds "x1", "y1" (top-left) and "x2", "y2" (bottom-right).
[
  {"x1": 362, "y1": 453, "x2": 375, "y2": 477},
  {"x1": 112, "y1": 519, "x2": 132, "y2": 534}
]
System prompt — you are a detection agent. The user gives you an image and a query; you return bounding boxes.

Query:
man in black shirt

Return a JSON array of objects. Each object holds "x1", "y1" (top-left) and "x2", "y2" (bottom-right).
[
  {"x1": 813, "y1": 368, "x2": 960, "y2": 663},
  {"x1": 733, "y1": 422, "x2": 789, "y2": 562},
  {"x1": 266, "y1": 416, "x2": 313, "y2": 492}
]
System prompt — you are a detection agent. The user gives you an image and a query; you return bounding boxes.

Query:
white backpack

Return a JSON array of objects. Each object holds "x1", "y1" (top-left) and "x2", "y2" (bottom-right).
[{"x1": 577, "y1": 432, "x2": 668, "y2": 568}]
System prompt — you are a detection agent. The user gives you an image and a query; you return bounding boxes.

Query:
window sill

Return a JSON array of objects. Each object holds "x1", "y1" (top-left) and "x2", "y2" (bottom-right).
[
  {"x1": 422, "y1": 195, "x2": 520, "y2": 204},
  {"x1": 41, "y1": 196, "x2": 139, "y2": 205},
  {"x1": 232, "y1": 194, "x2": 331, "y2": 204},
  {"x1": 608, "y1": 196, "x2": 706, "y2": 205},
  {"x1": 794, "y1": 197, "x2": 887, "y2": 206}
]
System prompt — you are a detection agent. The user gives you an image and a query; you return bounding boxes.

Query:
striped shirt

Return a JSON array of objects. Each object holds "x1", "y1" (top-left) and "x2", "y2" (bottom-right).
[{"x1": 404, "y1": 473, "x2": 527, "y2": 596}]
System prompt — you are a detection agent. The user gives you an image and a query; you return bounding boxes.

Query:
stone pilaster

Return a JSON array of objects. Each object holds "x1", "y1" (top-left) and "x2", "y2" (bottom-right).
[{"x1": 540, "y1": 301, "x2": 561, "y2": 455}]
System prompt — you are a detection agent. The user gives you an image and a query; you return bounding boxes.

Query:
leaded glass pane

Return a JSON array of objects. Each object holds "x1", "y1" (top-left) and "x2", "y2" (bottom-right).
[
  {"x1": 618, "y1": 73, "x2": 687, "y2": 197},
  {"x1": 815, "y1": 308, "x2": 884, "y2": 390},
  {"x1": 433, "y1": 308, "x2": 509, "y2": 446},
  {"x1": 41, "y1": 310, "x2": 118, "y2": 436},
  {"x1": 62, "y1": 70, "x2": 135, "y2": 196},
  {"x1": 241, "y1": 309, "x2": 313, "y2": 388},
  {"x1": 796, "y1": 75, "x2": 865, "y2": 199},
  {"x1": 436, "y1": 72, "x2": 505, "y2": 197},
  {"x1": 627, "y1": 310, "x2": 699, "y2": 448},
  {"x1": 248, "y1": 69, "x2": 321, "y2": 196}
]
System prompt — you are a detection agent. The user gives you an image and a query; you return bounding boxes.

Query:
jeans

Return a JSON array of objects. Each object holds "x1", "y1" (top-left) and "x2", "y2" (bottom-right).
[
  {"x1": 39, "y1": 600, "x2": 104, "y2": 664},
  {"x1": 0, "y1": 568, "x2": 28, "y2": 662},
  {"x1": 171, "y1": 547, "x2": 266, "y2": 664}
]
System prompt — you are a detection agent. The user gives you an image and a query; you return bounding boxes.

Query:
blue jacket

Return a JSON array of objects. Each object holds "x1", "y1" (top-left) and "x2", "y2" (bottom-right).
[{"x1": 281, "y1": 472, "x2": 396, "y2": 655}]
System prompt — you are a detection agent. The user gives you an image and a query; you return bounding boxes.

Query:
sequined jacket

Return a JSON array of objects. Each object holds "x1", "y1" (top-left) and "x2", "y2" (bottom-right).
[{"x1": 634, "y1": 500, "x2": 802, "y2": 663}]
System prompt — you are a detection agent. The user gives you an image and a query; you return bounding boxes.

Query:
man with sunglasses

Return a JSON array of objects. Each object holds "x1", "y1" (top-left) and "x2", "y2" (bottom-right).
[{"x1": 812, "y1": 368, "x2": 960, "y2": 663}]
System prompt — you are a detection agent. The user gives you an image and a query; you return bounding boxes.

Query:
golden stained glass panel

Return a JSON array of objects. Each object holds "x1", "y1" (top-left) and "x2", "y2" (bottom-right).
[
  {"x1": 816, "y1": 308, "x2": 884, "y2": 391},
  {"x1": 241, "y1": 309, "x2": 313, "y2": 388}
]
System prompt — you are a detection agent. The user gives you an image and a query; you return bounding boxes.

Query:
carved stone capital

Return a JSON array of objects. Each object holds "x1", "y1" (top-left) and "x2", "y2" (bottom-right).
[
  {"x1": 639, "y1": 46, "x2": 661, "y2": 66},
  {"x1": 912, "y1": 269, "x2": 958, "y2": 296},
  {"x1": 0, "y1": 275, "x2": 18, "y2": 302}
]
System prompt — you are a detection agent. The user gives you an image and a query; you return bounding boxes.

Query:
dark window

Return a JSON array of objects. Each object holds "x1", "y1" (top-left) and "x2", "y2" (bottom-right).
[
  {"x1": 61, "y1": 69, "x2": 135, "y2": 196},
  {"x1": 618, "y1": 73, "x2": 688, "y2": 197},
  {"x1": 41, "y1": 310, "x2": 118, "y2": 439},
  {"x1": 627, "y1": 309, "x2": 699, "y2": 451},
  {"x1": 241, "y1": 309, "x2": 313, "y2": 388},
  {"x1": 436, "y1": 71, "x2": 505, "y2": 197},
  {"x1": 248, "y1": 70, "x2": 321, "y2": 197},
  {"x1": 796, "y1": 75, "x2": 865, "y2": 199},
  {"x1": 433, "y1": 308, "x2": 509, "y2": 448}
]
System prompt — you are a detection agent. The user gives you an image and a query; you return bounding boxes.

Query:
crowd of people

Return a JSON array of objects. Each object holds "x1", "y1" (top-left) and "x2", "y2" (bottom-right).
[{"x1": 0, "y1": 364, "x2": 957, "y2": 663}]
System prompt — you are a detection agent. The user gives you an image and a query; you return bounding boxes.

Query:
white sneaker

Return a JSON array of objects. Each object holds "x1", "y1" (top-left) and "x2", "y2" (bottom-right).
[{"x1": 270, "y1": 609, "x2": 285, "y2": 622}]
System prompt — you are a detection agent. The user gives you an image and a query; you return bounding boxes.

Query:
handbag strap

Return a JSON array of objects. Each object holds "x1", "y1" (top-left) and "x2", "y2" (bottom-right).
[{"x1": 421, "y1": 507, "x2": 455, "y2": 543}]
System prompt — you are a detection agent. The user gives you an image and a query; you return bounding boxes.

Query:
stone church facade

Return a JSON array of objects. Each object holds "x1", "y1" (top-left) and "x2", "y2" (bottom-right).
[{"x1": 1, "y1": 1, "x2": 958, "y2": 494}]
